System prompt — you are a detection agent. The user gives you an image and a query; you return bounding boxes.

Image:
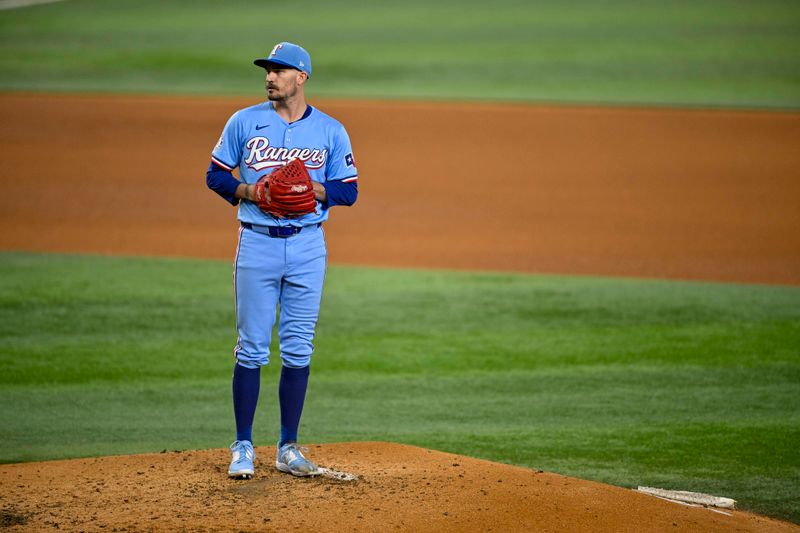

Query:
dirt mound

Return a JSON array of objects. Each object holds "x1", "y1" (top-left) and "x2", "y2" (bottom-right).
[{"x1": 0, "y1": 442, "x2": 795, "y2": 532}]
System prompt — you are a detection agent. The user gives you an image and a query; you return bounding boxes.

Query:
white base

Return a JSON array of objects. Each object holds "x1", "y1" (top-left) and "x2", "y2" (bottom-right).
[
  {"x1": 637, "y1": 486, "x2": 736, "y2": 509},
  {"x1": 318, "y1": 467, "x2": 358, "y2": 482}
]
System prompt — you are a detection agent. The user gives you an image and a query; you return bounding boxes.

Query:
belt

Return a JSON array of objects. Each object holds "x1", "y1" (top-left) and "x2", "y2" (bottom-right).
[{"x1": 241, "y1": 222, "x2": 317, "y2": 238}]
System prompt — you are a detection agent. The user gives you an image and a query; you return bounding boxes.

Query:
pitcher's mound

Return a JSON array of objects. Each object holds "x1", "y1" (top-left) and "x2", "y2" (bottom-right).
[{"x1": 0, "y1": 442, "x2": 795, "y2": 532}]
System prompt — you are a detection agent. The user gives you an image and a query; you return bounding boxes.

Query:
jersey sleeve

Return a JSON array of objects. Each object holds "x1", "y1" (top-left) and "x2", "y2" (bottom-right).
[
  {"x1": 211, "y1": 111, "x2": 244, "y2": 171},
  {"x1": 325, "y1": 123, "x2": 358, "y2": 183},
  {"x1": 206, "y1": 161, "x2": 242, "y2": 206},
  {"x1": 322, "y1": 179, "x2": 358, "y2": 207}
]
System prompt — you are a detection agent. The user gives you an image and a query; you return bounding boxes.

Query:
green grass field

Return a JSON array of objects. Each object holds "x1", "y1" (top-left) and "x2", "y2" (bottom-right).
[
  {"x1": 1, "y1": 0, "x2": 799, "y2": 108},
  {"x1": 1, "y1": 0, "x2": 799, "y2": 525},
  {"x1": 1, "y1": 252, "x2": 798, "y2": 522}
]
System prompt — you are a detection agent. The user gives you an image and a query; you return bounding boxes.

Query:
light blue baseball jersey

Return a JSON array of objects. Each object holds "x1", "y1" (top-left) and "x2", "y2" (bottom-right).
[{"x1": 211, "y1": 102, "x2": 358, "y2": 226}]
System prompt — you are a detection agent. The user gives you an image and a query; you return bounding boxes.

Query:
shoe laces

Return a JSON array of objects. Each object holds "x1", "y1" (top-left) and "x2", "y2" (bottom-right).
[
  {"x1": 281, "y1": 443, "x2": 311, "y2": 462},
  {"x1": 231, "y1": 440, "x2": 255, "y2": 460}
]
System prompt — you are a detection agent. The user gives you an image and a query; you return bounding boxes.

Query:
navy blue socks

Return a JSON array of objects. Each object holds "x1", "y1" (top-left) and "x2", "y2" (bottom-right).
[
  {"x1": 278, "y1": 364, "x2": 310, "y2": 447},
  {"x1": 232, "y1": 363, "x2": 261, "y2": 443},
  {"x1": 232, "y1": 363, "x2": 310, "y2": 446}
]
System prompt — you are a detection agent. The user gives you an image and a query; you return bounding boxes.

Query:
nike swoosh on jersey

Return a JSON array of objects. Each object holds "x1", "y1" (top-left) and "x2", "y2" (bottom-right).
[{"x1": 255, "y1": 125, "x2": 270, "y2": 130}]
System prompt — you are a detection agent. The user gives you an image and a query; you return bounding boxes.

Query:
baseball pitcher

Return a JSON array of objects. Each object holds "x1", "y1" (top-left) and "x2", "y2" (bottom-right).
[{"x1": 206, "y1": 42, "x2": 359, "y2": 478}]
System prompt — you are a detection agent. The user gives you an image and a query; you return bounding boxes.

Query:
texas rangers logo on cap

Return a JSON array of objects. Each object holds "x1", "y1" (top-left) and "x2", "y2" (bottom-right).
[{"x1": 254, "y1": 42, "x2": 312, "y2": 77}]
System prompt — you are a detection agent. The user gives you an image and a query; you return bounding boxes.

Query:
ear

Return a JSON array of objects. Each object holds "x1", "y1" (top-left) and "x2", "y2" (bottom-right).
[{"x1": 297, "y1": 71, "x2": 308, "y2": 86}]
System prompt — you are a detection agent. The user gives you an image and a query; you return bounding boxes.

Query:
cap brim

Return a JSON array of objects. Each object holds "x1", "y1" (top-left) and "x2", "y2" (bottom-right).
[{"x1": 254, "y1": 58, "x2": 299, "y2": 70}]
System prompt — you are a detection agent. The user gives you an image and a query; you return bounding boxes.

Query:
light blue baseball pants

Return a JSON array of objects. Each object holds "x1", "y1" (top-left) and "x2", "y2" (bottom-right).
[{"x1": 232, "y1": 223, "x2": 327, "y2": 369}]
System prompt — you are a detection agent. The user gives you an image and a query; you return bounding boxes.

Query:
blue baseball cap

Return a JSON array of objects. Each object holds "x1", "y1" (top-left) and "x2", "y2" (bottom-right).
[{"x1": 254, "y1": 42, "x2": 312, "y2": 77}]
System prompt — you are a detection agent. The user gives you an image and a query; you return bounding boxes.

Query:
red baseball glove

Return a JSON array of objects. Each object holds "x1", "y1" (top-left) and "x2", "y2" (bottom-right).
[{"x1": 253, "y1": 159, "x2": 317, "y2": 218}]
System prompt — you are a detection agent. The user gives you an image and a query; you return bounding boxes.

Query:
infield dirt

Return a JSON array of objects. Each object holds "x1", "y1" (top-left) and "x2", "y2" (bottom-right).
[
  {"x1": 0, "y1": 93, "x2": 799, "y2": 531},
  {"x1": 1, "y1": 93, "x2": 798, "y2": 284}
]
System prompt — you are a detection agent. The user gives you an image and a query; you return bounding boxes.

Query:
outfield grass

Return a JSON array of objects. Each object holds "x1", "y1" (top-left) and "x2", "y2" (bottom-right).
[
  {"x1": 0, "y1": 252, "x2": 798, "y2": 522},
  {"x1": 0, "y1": 0, "x2": 799, "y2": 108}
]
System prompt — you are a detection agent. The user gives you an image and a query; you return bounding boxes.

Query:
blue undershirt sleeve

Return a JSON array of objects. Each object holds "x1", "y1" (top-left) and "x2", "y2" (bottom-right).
[
  {"x1": 206, "y1": 161, "x2": 242, "y2": 206},
  {"x1": 322, "y1": 179, "x2": 358, "y2": 207}
]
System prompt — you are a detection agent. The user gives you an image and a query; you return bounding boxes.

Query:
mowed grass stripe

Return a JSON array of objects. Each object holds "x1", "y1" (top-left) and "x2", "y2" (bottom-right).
[
  {"x1": 0, "y1": 0, "x2": 798, "y2": 107},
  {"x1": 0, "y1": 252, "x2": 798, "y2": 522}
]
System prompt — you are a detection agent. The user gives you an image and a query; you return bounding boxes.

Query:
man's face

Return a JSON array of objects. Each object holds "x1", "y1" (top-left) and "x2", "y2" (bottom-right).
[{"x1": 265, "y1": 65, "x2": 306, "y2": 101}]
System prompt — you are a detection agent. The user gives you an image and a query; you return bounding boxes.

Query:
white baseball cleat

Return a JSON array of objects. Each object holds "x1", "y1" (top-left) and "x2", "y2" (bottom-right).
[
  {"x1": 275, "y1": 441, "x2": 321, "y2": 477},
  {"x1": 228, "y1": 440, "x2": 255, "y2": 479}
]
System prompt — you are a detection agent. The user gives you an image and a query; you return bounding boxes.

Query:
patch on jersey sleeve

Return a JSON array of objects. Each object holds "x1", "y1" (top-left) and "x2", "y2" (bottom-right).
[
  {"x1": 345, "y1": 152, "x2": 356, "y2": 167},
  {"x1": 214, "y1": 134, "x2": 224, "y2": 151}
]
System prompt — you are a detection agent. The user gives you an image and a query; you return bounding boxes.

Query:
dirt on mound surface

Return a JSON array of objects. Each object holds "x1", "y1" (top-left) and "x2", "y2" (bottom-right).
[{"x1": 0, "y1": 442, "x2": 796, "y2": 532}]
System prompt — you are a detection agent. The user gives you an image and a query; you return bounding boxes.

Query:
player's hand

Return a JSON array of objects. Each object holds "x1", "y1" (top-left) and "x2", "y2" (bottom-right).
[
  {"x1": 252, "y1": 178, "x2": 271, "y2": 205},
  {"x1": 234, "y1": 182, "x2": 261, "y2": 203},
  {"x1": 246, "y1": 184, "x2": 259, "y2": 202},
  {"x1": 312, "y1": 181, "x2": 326, "y2": 202}
]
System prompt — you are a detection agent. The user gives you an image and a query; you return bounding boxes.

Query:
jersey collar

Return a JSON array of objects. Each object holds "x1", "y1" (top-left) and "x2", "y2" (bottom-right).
[{"x1": 266, "y1": 102, "x2": 314, "y2": 125}]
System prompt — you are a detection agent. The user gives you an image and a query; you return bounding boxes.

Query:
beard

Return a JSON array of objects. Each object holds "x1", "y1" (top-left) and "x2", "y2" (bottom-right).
[
  {"x1": 266, "y1": 85, "x2": 281, "y2": 101},
  {"x1": 266, "y1": 83, "x2": 297, "y2": 102}
]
